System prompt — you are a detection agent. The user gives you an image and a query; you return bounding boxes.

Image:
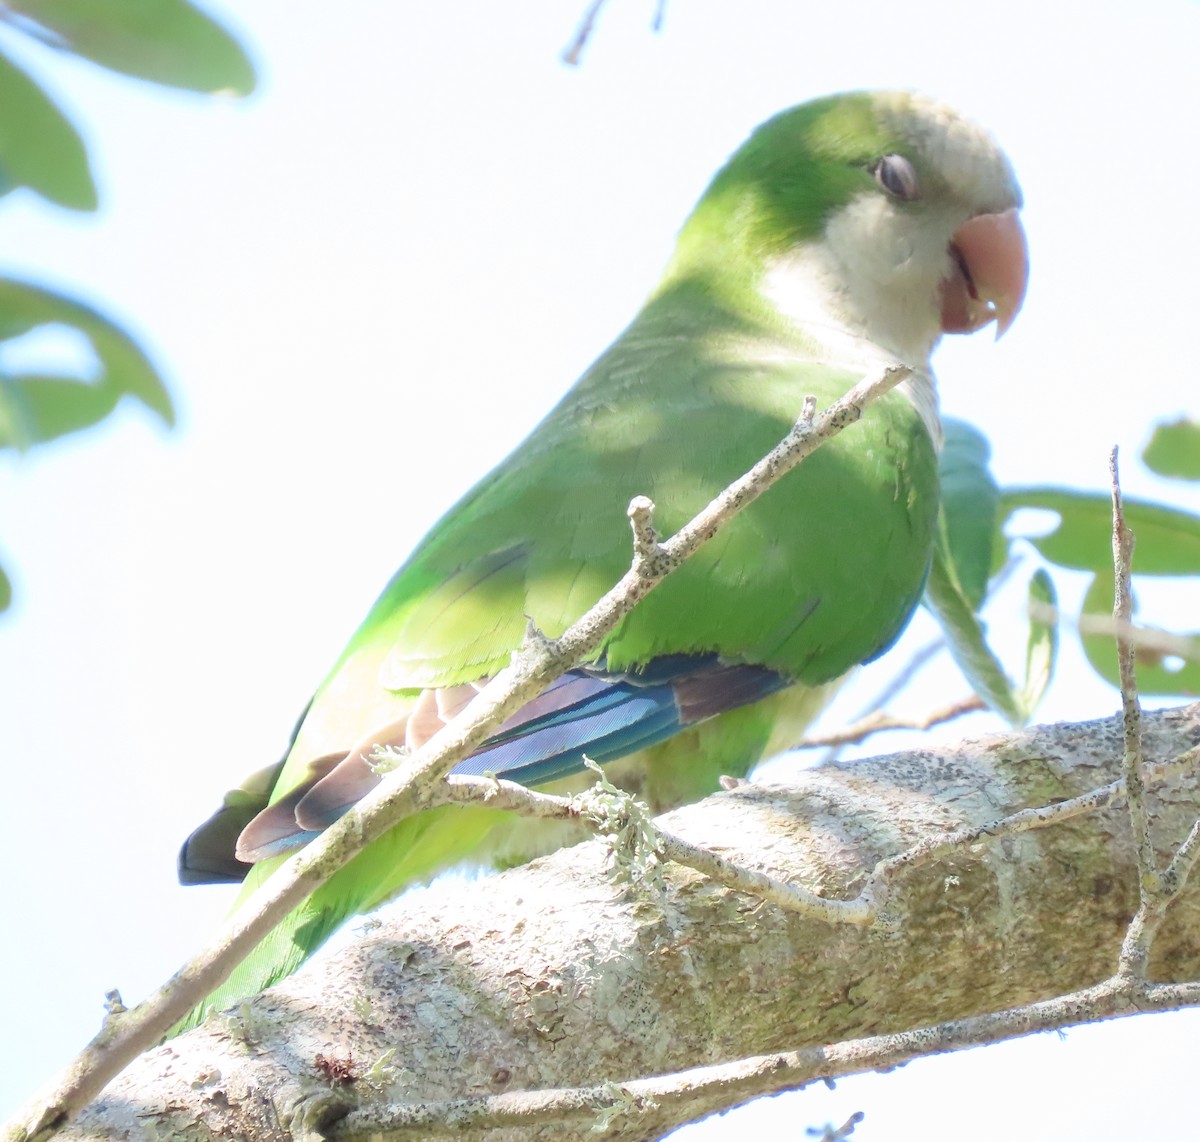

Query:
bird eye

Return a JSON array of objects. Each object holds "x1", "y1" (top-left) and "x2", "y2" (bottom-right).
[{"x1": 872, "y1": 154, "x2": 920, "y2": 201}]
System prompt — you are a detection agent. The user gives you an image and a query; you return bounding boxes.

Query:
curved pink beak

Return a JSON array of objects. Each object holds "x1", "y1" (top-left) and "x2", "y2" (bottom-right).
[{"x1": 940, "y1": 207, "x2": 1029, "y2": 339}]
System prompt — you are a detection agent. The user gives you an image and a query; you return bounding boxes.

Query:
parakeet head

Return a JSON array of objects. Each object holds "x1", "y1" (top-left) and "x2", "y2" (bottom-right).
[{"x1": 668, "y1": 90, "x2": 1028, "y2": 366}]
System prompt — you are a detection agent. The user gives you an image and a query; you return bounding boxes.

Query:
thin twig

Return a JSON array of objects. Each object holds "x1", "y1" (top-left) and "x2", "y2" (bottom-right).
[
  {"x1": 1105, "y1": 445, "x2": 1200, "y2": 979},
  {"x1": 811, "y1": 1112, "x2": 866, "y2": 1141},
  {"x1": 792, "y1": 695, "x2": 986, "y2": 751},
  {"x1": 3, "y1": 365, "x2": 912, "y2": 1142},
  {"x1": 562, "y1": 0, "x2": 607, "y2": 64},
  {"x1": 1109, "y1": 447, "x2": 1163, "y2": 980},
  {"x1": 441, "y1": 775, "x2": 873, "y2": 924},
  {"x1": 812, "y1": 637, "x2": 944, "y2": 764},
  {"x1": 1162, "y1": 816, "x2": 1200, "y2": 895},
  {"x1": 813, "y1": 555, "x2": 1026, "y2": 763},
  {"x1": 1116, "y1": 772, "x2": 1200, "y2": 977},
  {"x1": 1028, "y1": 602, "x2": 1200, "y2": 664},
  {"x1": 654, "y1": 829, "x2": 873, "y2": 923},
  {"x1": 1111, "y1": 447, "x2": 1151, "y2": 876}
]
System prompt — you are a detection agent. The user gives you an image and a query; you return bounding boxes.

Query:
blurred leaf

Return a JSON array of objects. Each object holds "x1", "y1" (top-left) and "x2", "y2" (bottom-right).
[
  {"x1": 1143, "y1": 417, "x2": 1200, "y2": 482},
  {"x1": 938, "y1": 418, "x2": 998, "y2": 609},
  {"x1": 1, "y1": 373, "x2": 121, "y2": 447},
  {"x1": 0, "y1": 46, "x2": 96, "y2": 209},
  {"x1": 2, "y1": 0, "x2": 255, "y2": 94},
  {"x1": 923, "y1": 548, "x2": 1022, "y2": 724},
  {"x1": 0, "y1": 277, "x2": 172, "y2": 449},
  {"x1": 1079, "y1": 575, "x2": 1200, "y2": 697},
  {"x1": 1000, "y1": 488, "x2": 1200, "y2": 575},
  {"x1": 1018, "y1": 569, "x2": 1056, "y2": 716},
  {"x1": 0, "y1": 559, "x2": 10, "y2": 612}
]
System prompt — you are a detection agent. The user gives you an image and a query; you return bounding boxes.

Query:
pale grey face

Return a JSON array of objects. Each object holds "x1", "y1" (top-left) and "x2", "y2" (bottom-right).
[
  {"x1": 873, "y1": 92, "x2": 1023, "y2": 216},
  {"x1": 764, "y1": 93, "x2": 1027, "y2": 369}
]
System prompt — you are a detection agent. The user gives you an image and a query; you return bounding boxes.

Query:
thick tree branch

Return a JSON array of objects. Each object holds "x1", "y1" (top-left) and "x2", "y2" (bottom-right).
[
  {"x1": 325, "y1": 976, "x2": 1200, "y2": 1140},
  {"x1": 47, "y1": 703, "x2": 1200, "y2": 1141}
]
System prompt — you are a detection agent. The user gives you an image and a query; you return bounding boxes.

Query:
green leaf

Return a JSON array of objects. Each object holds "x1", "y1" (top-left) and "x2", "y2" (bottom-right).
[
  {"x1": 0, "y1": 560, "x2": 10, "y2": 612},
  {"x1": 0, "y1": 277, "x2": 172, "y2": 449},
  {"x1": 1079, "y1": 575, "x2": 1200, "y2": 697},
  {"x1": 2, "y1": 0, "x2": 256, "y2": 95},
  {"x1": 1018, "y1": 569, "x2": 1056, "y2": 716},
  {"x1": 1143, "y1": 417, "x2": 1200, "y2": 482},
  {"x1": 0, "y1": 372, "x2": 121, "y2": 447},
  {"x1": 937, "y1": 418, "x2": 998, "y2": 609},
  {"x1": 924, "y1": 425, "x2": 1023, "y2": 722},
  {"x1": 999, "y1": 487, "x2": 1200, "y2": 575},
  {"x1": 0, "y1": 46, "x2": 96, "y2": 210},
  {"x1": 923, "y1": 548, "x2": 1023, "y2": 724}
]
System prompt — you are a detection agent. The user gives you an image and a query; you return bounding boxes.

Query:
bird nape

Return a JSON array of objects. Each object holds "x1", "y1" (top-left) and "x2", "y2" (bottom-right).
[{"x1": 179, "y1": 89, "x2": 1028, "y2": 1029}]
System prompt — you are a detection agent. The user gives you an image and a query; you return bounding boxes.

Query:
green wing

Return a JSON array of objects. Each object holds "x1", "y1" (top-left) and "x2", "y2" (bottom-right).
[{"x1": 179, "y1": 283, "x2": 937, "y2": 1030}]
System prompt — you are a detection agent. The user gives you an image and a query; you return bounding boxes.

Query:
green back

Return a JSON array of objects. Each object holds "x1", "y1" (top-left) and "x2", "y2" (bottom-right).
[
  {"x1": 332, "y1": 284, "x2": 937, "y2": 696},
  {"x1": 282, "y1": 92, "x2": 938, "y2": 777}
]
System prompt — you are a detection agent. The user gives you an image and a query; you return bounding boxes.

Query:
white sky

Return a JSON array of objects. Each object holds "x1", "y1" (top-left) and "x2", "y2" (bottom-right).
[{"x1": 2, "y1": 0, "x2": 1199, "y2": 1135}]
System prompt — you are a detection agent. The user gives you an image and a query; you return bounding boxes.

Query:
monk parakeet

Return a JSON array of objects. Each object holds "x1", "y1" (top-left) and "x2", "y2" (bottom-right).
[{"x1": 180, "y1": 90, "x2": 1027, "y2": 1024}]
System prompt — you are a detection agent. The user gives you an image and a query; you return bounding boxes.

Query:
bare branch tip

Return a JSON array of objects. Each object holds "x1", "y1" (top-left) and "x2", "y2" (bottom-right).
[
  {"x1": 562, "y1": 0, "x2": 606, "y2": 65},
  {"x1": 627, "y1": 494, "x2": 655, "y2": 520},
  {"x1": 628, "y1": 495, "x2": 668, "y2": 570}
]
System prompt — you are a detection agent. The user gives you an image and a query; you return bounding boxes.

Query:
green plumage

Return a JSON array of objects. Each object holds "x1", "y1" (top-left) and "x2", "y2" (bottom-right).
[
  {"x1": 356, "y1": 286, "x2": 935, "y2": 689},
  {"x1": 181, "y1": 91, "x2": 1024, "y2": 1028}
]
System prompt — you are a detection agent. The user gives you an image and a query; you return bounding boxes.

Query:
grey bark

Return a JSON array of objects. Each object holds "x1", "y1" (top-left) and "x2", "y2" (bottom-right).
[{"x1": 56, "y1": 703, "x2": 1200, "y2": 1140}]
